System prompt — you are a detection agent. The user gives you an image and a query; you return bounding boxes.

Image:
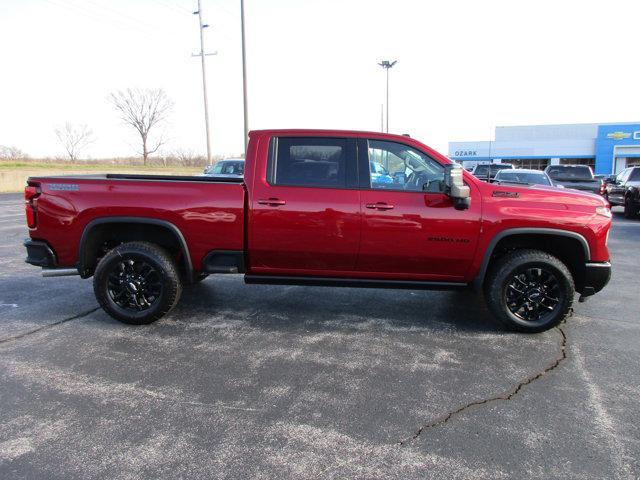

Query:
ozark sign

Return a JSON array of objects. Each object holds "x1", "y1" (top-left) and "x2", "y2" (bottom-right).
[{"x1": 454, "y1": 150, "x2": 478, "y2": 157}]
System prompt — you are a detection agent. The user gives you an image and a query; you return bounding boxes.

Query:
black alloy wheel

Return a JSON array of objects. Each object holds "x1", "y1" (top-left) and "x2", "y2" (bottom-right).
[
  {"x1": 505, "y1": 267, "x2": 560, "y2": 324},
  {"x1": 107, "y1": 258, "x2": 163, "y2": 311},
  {"x1": 93, "y1": 241, "x2": 182, "y2": 324},
  {"x1": 484, "y1": 249, "x2": 574, "y2": 333}
]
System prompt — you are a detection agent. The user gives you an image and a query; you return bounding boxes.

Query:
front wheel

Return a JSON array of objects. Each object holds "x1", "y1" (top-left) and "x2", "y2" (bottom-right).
[
  {"x1": 624, "y1": 197, "x2": 639, "y2": 219},
  {"x1": 484, "y1": 249, "x2": 574, "y2": 333},
  {"x1": 93, "y1": 241, "x2": 182, "y2": 325}
]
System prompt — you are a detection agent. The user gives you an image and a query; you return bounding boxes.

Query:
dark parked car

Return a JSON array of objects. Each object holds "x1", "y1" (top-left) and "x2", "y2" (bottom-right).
[
  {"x1": 605, "y1": 166, "x2": 640, "y2": 218},
  {"x1": 471, "y1": 163, "x2": 514, "y2": 181},
  {"x1": 493, "y1": 169, "x2": 554, "y2": 187},
  {"x1": 544, "y1": 165, "x2": 604, "y2": 195}
]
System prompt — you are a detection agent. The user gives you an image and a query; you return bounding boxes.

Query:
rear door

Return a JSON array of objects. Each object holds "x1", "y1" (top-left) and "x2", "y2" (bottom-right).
[
  {"x1": 356, "y1": 138, "x2": 482, "y2": 282},
  {"x1": 249, "y1": 136, "x2": 361, "y2": 275}
]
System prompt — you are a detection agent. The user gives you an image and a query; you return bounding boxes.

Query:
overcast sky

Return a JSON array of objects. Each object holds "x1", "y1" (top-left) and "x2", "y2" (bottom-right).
[{"x1": 1, "y1": 0, "x2": 639, "y2": 159}]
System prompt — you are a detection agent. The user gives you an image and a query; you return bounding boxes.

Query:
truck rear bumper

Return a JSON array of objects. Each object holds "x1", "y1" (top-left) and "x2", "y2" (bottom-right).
[
  {"x1": 24, "y1": 239, "x2": 57, "y2": 267},
  {"x1": 581, "y1": 261, "x2": 611, "y2": 297}
]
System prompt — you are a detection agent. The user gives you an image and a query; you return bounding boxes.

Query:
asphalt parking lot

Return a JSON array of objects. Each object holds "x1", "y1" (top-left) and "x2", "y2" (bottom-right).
[{"x1": 0, "y1": 192, "x2": 638, "y2": 479}]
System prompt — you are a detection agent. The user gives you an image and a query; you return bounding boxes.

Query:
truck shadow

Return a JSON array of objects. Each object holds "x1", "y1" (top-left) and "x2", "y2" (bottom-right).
[{"x1": 176, "y1": 276, "x2": 501, "y2": 334}]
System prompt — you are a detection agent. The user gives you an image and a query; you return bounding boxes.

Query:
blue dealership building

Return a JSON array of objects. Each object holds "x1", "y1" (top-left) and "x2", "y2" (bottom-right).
[{"x1": 448, "y1": 122, "x2": 640, "y2": 175}]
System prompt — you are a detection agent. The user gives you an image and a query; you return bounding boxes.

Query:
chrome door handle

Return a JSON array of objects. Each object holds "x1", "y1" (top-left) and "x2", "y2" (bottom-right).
[
  {"x1": 365, "y1": 202, "x2": 394, "y2": 210},
  {"x1": 258, "y1": 198, "x2": 286, "y2": 206}
]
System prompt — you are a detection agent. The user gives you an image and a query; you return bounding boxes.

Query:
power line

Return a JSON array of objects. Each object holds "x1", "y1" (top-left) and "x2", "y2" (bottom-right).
[
  {"x1": 41, "y1": 0, "x2": 176, "y2": 41},
  {"x1": 153, "y1": 0, "x2": 192, "y2": 15}
]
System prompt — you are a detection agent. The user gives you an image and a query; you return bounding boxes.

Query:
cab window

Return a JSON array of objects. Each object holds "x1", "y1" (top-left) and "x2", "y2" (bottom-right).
[
  {"x1": 270, "y1": 137, "x2": 347, "y2": 188},
  {"x1": 367, "y1": 140, "x2": 444, "y2": 191}
]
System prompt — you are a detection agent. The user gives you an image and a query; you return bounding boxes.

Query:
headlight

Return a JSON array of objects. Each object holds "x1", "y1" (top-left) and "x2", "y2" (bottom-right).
[{"x1": 596, "y1": 206, "x2": 612, "y2": 218}]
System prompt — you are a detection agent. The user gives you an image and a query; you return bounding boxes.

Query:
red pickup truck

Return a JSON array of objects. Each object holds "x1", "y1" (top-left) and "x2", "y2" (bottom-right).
[{"x1": 23, "y1": 129, "x2": 612, "y2": 332}]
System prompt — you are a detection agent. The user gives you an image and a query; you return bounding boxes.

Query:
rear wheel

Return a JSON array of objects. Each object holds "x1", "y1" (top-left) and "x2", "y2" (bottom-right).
[
  {"x1": 624, "y1": 197, "x2": 639, "y2": 219},
  {"x1": 93, "y1": 241, "x2": 182, "y2": 325},
  {"x1": 484, "y1": 249, "x2": 574, "y2": 333}
]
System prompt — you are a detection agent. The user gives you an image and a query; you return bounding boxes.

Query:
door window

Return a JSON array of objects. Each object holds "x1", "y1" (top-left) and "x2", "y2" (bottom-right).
[
  {"x1": 269, "y1": 137, "x2": 348, "y2": 188},
  {"x1": 367, "y1": 140, "x2": 444, "y2": 191}
]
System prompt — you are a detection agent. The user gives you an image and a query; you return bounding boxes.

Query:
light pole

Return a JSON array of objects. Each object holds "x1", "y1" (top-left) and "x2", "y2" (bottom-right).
[
  {"x1": 240, "y1": 0, "x2": 249, "y2": 156},
  {"x1": 378, "y1": 60, "x2": 397, "y2": 133}
]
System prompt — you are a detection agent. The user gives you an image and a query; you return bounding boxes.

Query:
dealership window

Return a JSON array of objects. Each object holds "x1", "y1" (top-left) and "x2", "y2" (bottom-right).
[
  {"x1": 559, "y1": 158, "x2": 595, "y2": 169},
  {"x1": 501, "y1": 158, "x2": 550, "y2": 171},
  {"x1": 627, "y1": 158, "x2": 640, "y2": 168}
]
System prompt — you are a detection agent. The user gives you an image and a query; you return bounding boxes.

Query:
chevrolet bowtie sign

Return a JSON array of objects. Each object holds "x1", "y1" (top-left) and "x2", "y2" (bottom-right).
[{"x1": 606, "y1": 131, "x2": 632, "y2": 140}]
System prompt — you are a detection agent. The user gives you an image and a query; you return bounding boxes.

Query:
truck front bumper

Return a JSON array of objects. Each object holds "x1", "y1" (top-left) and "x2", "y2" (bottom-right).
[
  {"x1": 24, "y1": 239, "x2": 57, "y2": 267},
  {"x1": 580, "y1": 261, "x2": 611, "y2": 298}
]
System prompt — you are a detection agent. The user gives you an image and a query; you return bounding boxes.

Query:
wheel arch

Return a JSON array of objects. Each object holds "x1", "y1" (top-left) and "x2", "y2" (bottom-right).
[
  {"x1": 475, "y1": 228, "x2": 590, "y2": 293},
  {"x1": 78, "y1": 217, "x2": 194, "y2": 282}
]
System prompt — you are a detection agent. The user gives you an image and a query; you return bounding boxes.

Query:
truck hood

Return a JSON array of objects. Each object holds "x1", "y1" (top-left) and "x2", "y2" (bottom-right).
[{"x1": 483, "y1": 182, "x2": 608, "y2": 208}]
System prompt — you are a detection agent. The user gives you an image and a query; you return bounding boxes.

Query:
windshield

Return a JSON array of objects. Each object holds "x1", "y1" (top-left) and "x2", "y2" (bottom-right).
[
  {"x1": 546, "y1": 165, "x2": 593, "y2": 180},
  {"x1": 495, "y1": 171, "x2": 551, "y2": 186}
]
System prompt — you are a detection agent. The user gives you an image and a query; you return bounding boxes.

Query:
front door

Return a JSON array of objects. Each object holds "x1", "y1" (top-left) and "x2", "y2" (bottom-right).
[
  {"x1": 609, "y1": 168, "x2": 630, "y2": 205},
  {"x1": 249, "y1": 136, "x2": 361, "y2": 275},
  {"x1": 357, "y1": 139, "x2": 482, "y2": 282}
]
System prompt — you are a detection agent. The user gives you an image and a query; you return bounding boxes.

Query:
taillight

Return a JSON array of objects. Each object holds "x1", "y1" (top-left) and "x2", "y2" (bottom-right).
[
  {"x1": 599, "y1": 180, "x2": 606, "y2": 195},
  {"x1": 24, "y1": 184, "x2": 40, "y2": 228}
]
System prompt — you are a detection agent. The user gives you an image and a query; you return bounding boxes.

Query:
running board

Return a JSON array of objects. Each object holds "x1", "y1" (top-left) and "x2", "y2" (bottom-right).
[
  {"x1": 42, "y1": 268, "x2": 80, "y2": 277},
  {"x1": 244, "y1": 275, "x2": 468, "y2": 290}
]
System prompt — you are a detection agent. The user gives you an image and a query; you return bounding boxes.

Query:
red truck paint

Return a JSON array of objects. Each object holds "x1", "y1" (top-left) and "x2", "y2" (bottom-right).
[
  {"x1": 26, "y1": 129, "x2": 612, "y2": 278},
  {"x1": 24, "y1": 129, "x2": 612, "y2": 331}
]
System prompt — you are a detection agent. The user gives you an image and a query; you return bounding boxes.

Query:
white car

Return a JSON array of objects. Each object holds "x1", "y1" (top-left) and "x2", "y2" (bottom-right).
[
  {"x1": 493, "y1": 168, "x2": 556, "y2": 187},
  {"x1": 203, "y1": 159, "x2": 245, "y2": 177}
]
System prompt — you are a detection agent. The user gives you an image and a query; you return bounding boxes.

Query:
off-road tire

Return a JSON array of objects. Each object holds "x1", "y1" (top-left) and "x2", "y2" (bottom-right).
[
  {"x1": 93, "y1": 241, "x2": 182, "y2": 325},
  {"x1": 624, "y1": 197, "x2": 639, "y2": 219},
  {"x1": 484, "y1": 249, "x2": 574, "y2": 333}
]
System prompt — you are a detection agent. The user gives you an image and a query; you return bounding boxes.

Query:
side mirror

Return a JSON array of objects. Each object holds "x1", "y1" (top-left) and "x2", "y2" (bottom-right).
[{"x1": 444, "y1": 164, "x2": 471, "y2": 210}]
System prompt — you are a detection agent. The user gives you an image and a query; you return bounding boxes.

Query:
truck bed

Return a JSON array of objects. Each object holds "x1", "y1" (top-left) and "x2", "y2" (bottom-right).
[{"x1": 26, "y1": 173, "x2": 246, "y2": 271}]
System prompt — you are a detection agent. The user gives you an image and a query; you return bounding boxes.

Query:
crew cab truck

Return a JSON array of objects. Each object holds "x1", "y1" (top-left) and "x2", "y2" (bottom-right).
[
  {"x1": 24, "y1": 130, "x2": 612, "y2": 333},
  {"x1": 604, "y1": 166, "x2": 640, "y2": 218},
  {"x1": 544, "y1": 165, "x2": 605, "y2": 195}
]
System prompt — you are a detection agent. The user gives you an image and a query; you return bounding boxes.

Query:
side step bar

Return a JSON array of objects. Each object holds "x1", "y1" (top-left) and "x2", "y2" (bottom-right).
[
  {"x1": 42, "y1": 268, "x2": 80, "y2": 277},
  {"x1": 244, "y1": 275, "x2": 468, "y2": 290}
]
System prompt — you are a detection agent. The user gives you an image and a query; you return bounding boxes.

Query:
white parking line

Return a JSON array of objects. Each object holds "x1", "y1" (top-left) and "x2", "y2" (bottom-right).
[
  {"x1": 573, "y1": 345, "x2": 634, "y2": 479},
  {"x1": 0, "y1": 225, "x2": 27, "y2": 232}
]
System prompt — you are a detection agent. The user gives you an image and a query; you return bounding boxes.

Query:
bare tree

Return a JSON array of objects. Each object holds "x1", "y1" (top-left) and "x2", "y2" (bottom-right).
[
  {"x1": 54, "y1": 122, "x2": 94, "y2": 161},
  {"x1": 0, "y1": 145, "x2": 27, "y2": 160},
  {"x1": 108, "y1": 88, "x2": 173, "y2": 165}
]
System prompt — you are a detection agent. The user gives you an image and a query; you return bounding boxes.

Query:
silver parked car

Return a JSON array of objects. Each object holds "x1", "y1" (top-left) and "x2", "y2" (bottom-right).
[
  {"x1": 493, "y1": 168, "x2": 556, "y2": 187},
  {"x1": 203, "y1": 159, "x2": 245, "y2": 177}
]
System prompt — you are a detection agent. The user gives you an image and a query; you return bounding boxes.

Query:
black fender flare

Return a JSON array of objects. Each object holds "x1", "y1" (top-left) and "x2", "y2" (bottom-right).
[
  {"x1": 77, "y1": 216, "x2": 194, "y2": 281},
  {"x1": 473, "y1": 227, "x2": 591, "y2": 289}
]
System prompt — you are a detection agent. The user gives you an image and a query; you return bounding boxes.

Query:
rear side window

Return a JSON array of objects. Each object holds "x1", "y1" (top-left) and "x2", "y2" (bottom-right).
[
  {"x1": 270, "y1": 137, "x2": 347, "y2": 188},
  {"x1": 546, "y1": 166, "x2": 593, "y2": 180}
]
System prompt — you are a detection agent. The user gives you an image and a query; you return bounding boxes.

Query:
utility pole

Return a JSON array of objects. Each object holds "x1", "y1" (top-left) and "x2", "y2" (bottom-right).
[
  {"x1": 380, "y1": 104, "x2": 384, "y2": 132},
  {"x1": 240, "y1": 0, "x2": 249, "y2": 156},
  {"x1": 193, "y1": 0, "x2": 216, "y2": 164},
  {"x1": 378, "y1": 60, "x2": 397, "y2": 133}
]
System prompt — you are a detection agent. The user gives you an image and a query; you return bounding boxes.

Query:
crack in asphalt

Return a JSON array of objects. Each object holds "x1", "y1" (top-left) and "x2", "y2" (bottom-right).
[
  {"x1": 400, "y1": 325, "x2": 568, "y2": 445},
  {"x1": 0, "y1": 307, "x2": 100, "y2": 345}
]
